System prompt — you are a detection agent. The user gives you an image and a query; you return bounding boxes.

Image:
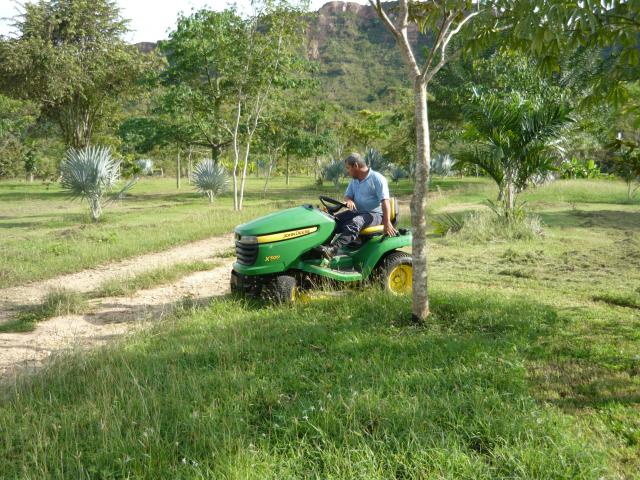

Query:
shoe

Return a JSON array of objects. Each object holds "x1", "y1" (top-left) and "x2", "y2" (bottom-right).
[{"x1": 316, "y1": 244, "x2": 338, "y2": 261}]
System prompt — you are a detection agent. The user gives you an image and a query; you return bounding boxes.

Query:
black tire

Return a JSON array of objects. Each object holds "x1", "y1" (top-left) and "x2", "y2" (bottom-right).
[
  {"x1": 376, "y1": 251, "x2": 412, "y2": 294},
  {"x1": 267, "y1": 275, "x2": 298, "y2": 304}
]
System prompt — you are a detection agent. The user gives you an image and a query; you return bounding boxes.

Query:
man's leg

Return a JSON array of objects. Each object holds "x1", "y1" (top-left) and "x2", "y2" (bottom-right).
[{"x1": 319, "y1": 211, "x2": 382, "y2": 259}]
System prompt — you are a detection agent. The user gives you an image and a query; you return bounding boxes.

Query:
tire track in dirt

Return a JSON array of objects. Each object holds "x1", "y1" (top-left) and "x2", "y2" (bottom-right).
[
  {"x1": 0, "y1": 234, "x2": 234, "y2": 323},
  {"x1": 0, "y1": 259, "x2": 235, "y2": 378},
  {"x1": 0, "y1": 233, "x2": 235, "y2": 378}
]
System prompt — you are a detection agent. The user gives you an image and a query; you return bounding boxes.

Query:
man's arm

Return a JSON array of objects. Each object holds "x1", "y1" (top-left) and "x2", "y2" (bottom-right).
[
  {"x1": 343, "y1": 195, "x2": 356, "y2": 211},
  {"x1": 381, "y1": 199, "x2": 398, "y2": 236},
  {"x1": 344, "y1": 181, "x2": 356, "y2": 210}
]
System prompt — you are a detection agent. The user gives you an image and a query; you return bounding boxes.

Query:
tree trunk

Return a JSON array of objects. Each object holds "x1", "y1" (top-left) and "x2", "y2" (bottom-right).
[
  {"x1": 505, "y1": 180, "x2": 516, "y2": 213},
  {"x1": 89, "y1": 197, "x2": 102, "y2": 222},
  {"x1": 410, "y1": 80, "x2": 430, "y2": 322},
  {"x1": 263, "y1": 157, "x2": 274, "y2": 196},
  {"x1": 187, "y1": 147, "x2": 193, "y2": 184},
  {"x1": 286, "y1": 154, "x2": 290, "y2": 186},
  {"x1": 176, "y1": 152, "x2": 181, "y2": 189}
]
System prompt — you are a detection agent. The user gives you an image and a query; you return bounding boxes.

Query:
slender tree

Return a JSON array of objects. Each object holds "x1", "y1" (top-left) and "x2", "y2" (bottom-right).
[{"x1": 369, "y1": 0, "x2": 495, "y2": 322}]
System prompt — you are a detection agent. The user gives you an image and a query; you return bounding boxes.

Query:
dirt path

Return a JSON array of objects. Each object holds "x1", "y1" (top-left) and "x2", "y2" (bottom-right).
[
  {"x1": 0, "y1": 235, "x2": 235, "y2": 378},
  {"x1": 0, "y1": 234, "x2": 234, "y2": 323}
]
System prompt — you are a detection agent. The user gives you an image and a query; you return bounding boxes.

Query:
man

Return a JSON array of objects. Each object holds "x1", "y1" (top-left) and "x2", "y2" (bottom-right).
[{"x1": 319, "y1": 152, "x2": 397, "y2": 260}]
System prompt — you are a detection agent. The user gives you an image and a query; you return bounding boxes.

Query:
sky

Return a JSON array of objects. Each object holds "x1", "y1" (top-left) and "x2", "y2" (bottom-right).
[{"x1": 0, "y1": 0, "x2": 368, "y2": 43}]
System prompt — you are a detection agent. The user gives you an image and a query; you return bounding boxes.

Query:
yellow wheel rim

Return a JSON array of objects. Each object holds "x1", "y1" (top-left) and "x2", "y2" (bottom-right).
[{"x1": 387, "y1": 264, "x2": 412, "y2": 294}]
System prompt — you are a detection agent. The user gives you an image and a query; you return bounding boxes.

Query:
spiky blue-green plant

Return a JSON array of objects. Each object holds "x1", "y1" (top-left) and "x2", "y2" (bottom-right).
[
  {"x1": 136, "y1": 159, "x2": 154, "y2": 175},
  {"x1": 322, "y1": 159, "x2": 345, "y2": 192},
  {"x1": 430, "y1": 153, "x2": 454, "y2": 177},
  {"x1": 364, "y1": 147, "x2": 390, "y2": 173},
  {"x1": 60, "y1": 146, "x2": 126, "y2": 221},
  {"x1": 191, "y1": 159, "x2": 229, "y2": 203},
  {"x1": 390, "y1": 164, "x2": 407, "y2": 183}
]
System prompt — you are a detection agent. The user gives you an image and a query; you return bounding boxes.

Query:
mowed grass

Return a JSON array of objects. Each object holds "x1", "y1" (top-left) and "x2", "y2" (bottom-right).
[
  {"x1": 0, "y1": 177, "x2": 638, "y2": 477},
  {"x1": 0, "y1": 176, "x2": 343, "y2": 288}
]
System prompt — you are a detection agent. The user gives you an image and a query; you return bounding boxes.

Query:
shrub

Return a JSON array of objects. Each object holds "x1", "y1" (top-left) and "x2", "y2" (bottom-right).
[
  {"x1": 390, "y1": 164, "x2": 407, "y2": 183},
  {"x1": 136, "y1": 159, "x2": 154, "y2": 175},
  {"x1": 321, "y1": 159, "x2": 344, "y2": 191},
  {"x1": 191, "y1": 159, "x2": 229, "y2": 202},
  {"x1": 430, "y1": 153, "x2": 454, "y2": 177},
  {"x1": 60, "y1": 146, "x2": 136, "y2": 221},
  {"x1": 365, "y1": 147, "x2": 390, "y2": 173}
]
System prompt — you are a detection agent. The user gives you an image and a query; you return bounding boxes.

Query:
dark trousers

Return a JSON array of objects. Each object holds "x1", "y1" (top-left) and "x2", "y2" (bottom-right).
[{"x1": 332, "y1": 210, "x2": 382, "y2": 248}]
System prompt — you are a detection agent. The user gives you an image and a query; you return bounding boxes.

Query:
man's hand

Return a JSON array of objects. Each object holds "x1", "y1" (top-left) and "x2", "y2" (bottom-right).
[
  {"x1": 344, "y1": 199, "x2": 356, "y2": 211},
  {"x1": 383, "y1": 221, "x2": 398, "y2": 236}
]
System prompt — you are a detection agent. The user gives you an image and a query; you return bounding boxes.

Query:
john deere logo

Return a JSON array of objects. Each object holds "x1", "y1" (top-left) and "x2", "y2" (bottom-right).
[
  {"x1": 265, "y1": 255, "x2": 281, "y2": 262},
  {"x1": 257, "y1": 227, "x2": 318, "y2": 244}
]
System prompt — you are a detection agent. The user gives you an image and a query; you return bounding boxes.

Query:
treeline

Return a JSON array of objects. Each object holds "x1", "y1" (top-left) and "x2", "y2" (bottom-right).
[{"x1": 0, "y1": 0, "x2": 638, "y2": 198}]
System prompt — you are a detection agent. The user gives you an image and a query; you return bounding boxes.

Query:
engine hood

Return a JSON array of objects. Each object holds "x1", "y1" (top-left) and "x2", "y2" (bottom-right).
[{"x1": 235, "y1": 205, "x2": 334, "y2": 237}]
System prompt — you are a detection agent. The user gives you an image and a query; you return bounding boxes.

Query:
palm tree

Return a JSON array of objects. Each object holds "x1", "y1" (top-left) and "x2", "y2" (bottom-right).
[
  {"x1": 457, "y1": 92, "x2": 573, "y2": 215},
  {"x1": 191, "y1": 159, "x2": 229, "y2": 203},
  {"x1": 60, "y1": 146, "x2": 134, "y2": 221}
]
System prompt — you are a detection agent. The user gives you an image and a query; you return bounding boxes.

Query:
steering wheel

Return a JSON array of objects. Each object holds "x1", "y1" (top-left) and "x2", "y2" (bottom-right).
[{"x1": 319, "y1": 195, "x2": 347, "y2": 215}]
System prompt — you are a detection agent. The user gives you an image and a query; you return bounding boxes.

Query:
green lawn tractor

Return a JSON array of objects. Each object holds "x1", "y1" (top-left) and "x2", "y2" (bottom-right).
[{"x1": 230, "y1": 196, "x2": 413, "y2": 302}]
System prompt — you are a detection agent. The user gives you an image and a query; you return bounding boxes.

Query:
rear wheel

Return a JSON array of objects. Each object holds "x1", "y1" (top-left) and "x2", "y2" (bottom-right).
[{"x1": 377, "y1": 252, "x2": 412, "y2": 294}]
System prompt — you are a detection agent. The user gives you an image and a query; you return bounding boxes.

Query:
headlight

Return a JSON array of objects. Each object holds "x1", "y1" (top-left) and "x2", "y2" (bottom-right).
[{"x1": 239, "y1": 235, "x2": 258, "y2": 245}]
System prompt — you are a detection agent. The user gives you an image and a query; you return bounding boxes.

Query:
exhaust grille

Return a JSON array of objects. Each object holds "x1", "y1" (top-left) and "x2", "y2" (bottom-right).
[{"x1": 235, "y1": 238, "x2": 258, "y2": 265}]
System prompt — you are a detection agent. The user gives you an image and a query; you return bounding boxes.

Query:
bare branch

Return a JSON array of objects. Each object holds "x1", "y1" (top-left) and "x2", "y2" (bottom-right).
[
  {"x1": 368, "y1": 0, "x2": 400, "y2": 39},
  {"x1": 421, "y1": 9, "x2": 482, "y2": 83},
  {"x1": 423, "y1": 10, "x2": 455, "y2": 78}
]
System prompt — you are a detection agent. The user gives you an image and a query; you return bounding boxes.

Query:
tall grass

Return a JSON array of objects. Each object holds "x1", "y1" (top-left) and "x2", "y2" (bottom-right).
[{"x1": 0, "y1": 292, "x2": 608, "y2": 478}]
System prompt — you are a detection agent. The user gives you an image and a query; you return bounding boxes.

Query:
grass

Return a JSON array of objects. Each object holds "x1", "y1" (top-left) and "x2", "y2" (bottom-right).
[
  {"x1": 91, "y1": 260, "x2": 218, "y2": 298},
  {"x1": 0, "y1": 176, "x2": 639, "y2": 477},
  {"x1": 0, "y1": 293, "x2": 611, "y2": 478},
  {"x1": 0, "y1": 289, "x2": 89, "y2": 333}
]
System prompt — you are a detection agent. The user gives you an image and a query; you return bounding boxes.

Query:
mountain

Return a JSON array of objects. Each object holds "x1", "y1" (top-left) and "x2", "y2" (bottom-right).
[
  {"x1": 307, "y1": 1, "x2": 424, "y2": 110},
  {"x1": 135, "y1": 1, "x2": 425, "y2": 111}
]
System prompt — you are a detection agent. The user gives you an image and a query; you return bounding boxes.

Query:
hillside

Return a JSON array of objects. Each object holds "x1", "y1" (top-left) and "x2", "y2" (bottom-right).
[{"x1": 136, "y1": 1, "x2": 424, "y2": 111}]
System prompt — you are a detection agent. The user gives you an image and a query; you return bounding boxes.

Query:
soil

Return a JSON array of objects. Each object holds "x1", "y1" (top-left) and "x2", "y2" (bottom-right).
[{"x1": 0, "y1": 235, "x2": 235, "y2": 378}]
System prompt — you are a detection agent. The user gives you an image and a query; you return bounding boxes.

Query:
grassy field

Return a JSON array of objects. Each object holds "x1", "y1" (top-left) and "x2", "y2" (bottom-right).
[
  {"x1": 0, "y1": 176, "x2": 356, "y2": 288},
  {"x1": 0, "y1": 176, "x2": 639, "y2": 478}
]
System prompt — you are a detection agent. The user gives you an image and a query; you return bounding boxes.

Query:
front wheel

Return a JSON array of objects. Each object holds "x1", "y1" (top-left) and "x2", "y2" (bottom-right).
[
  {"x1": 267, "y1": 275, "x2": 298, "y2": 304},
  {"x1": 377, "y1": 252, "x2": 412, "y2": 294}
]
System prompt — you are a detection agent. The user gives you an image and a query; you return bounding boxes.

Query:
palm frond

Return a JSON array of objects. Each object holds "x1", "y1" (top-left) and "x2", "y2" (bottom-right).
[{"x1": 191, "y1": 159, "x2": 229, "y2": 202}]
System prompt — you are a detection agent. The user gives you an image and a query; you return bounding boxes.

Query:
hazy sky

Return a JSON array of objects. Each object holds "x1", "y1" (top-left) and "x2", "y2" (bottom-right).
[{"x1": 0, "y1": 0, "x2": 368, "y2": 43}]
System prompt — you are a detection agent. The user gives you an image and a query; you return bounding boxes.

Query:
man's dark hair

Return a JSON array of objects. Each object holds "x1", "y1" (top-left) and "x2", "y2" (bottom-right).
[{"x1": 344, "y1": 152, "x2": 366, "y2": 168}]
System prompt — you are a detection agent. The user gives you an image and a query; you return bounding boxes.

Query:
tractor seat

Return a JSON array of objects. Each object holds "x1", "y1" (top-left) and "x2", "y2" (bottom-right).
[{"x1": 359, "y1": 197, "x2": 399, "y2": 236}]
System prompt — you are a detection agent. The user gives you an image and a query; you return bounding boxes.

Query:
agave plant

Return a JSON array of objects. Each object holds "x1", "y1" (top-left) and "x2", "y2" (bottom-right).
[
  {"x1": 390, "y1": 164, "x2": 407, "y2": 183},
  {"x1": 430, "y1": 153, "x2": 454, "y2": 177},
  {"x1": 364, "y1": 147, "x2": 390, "y2": 173},
  {"x1": 136, "y1": 158, "x2": 154, "y2": 175},
  {"x1": 191, "y1": 159, "x2": 229, "y2": 203},
  {"x1": 60, "y1": 146, "x2": 134, "y2": 221},
  {"x1": 322, "y1": 159, "x2": 345, "y2": 192}
]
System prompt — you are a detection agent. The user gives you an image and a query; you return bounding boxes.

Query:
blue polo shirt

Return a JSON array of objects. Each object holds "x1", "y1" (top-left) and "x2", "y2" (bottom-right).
[{"x1": 344, "y1": 169, "x2": 390, "y2": 215}]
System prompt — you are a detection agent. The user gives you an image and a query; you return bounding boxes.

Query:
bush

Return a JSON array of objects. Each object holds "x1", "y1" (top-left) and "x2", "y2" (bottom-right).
[
  {"x1": 321, "y1": 159, "x2": 344, "y2": 191},
  {"x1": 191, "y1": 159, "x2": 229, "y2": 202}
]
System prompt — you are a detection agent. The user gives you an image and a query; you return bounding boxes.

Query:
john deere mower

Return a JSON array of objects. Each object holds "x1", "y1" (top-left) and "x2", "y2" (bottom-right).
[{"x1": 230, "y1": 195, "x2": 412, "y2": 302}]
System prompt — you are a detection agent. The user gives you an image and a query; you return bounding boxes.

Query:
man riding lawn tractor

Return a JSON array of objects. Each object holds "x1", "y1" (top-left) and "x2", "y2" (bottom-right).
[
  {"x1": 230, "y1": 153, "x2": 413, "y2": 302},
  {"x1": 316, "y1": 153, "x2": 398, "y2": 261}
]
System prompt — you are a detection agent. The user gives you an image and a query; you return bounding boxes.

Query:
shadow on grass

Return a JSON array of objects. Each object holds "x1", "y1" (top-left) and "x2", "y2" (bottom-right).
[
  {"x1": 0, "y1": 290, "x2": 609, "y2": 478},
  {"x1": 539, "y1": 209, "x2": 640, "y2": 231}
]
